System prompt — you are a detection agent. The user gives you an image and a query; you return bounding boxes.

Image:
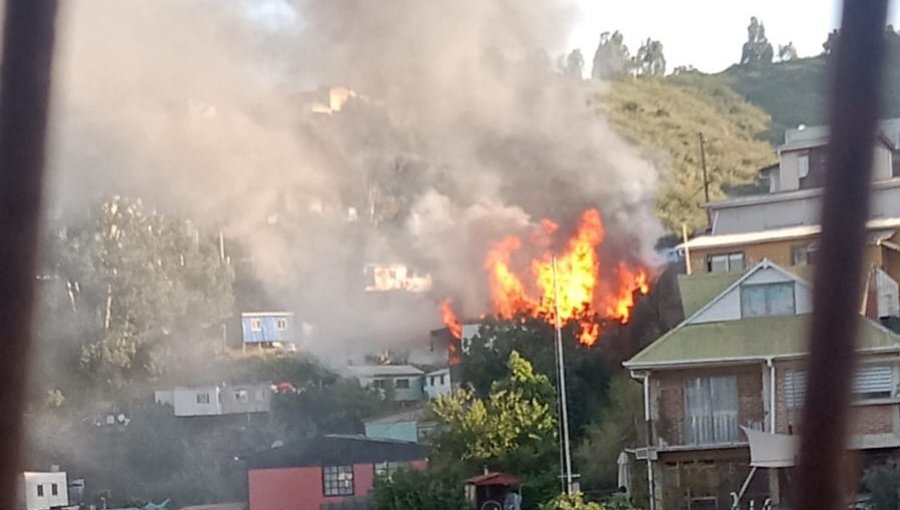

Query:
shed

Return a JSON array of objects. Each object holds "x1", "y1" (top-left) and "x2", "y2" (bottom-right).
[{"x1": 464, "y1": 472, "x2": 522, "y2": 510}]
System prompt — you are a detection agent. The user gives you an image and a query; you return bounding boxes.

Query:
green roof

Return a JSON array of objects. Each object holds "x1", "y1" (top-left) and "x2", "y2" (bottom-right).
[
  {"x1": 625, "y1": 314, "x2": 900, "y2": 368},
  {"x1": 677, "y1": 272, "x2": 741, "y2": 317}
]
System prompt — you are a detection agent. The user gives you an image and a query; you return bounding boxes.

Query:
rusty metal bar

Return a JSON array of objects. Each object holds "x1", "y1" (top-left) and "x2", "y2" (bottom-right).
[
  {"x1": 0, "y1": 1, "x2": 58, "y2": 508},
  {"x1": 794, "y1": 2, "x2": 888, "y2": 510}
]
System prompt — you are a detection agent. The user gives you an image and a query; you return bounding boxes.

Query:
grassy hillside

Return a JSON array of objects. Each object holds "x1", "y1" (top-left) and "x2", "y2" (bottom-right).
[{"x1": 592, "y1": 77, "x2": 777, "y2": 232}]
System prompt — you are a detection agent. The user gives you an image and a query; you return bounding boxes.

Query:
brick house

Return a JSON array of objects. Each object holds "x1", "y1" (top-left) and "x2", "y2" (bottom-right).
[
  {"x1": 247, "y1": 435, "x2": 427, "y2": 510},
  {"x1": 624, "y1": 260, "x2": 900, "y2": 510}
]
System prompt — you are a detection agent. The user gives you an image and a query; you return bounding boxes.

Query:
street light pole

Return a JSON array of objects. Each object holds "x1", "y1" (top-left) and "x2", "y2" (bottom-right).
[{"x1": 552, "y1": 257, "x2": 574, "y2": 495}]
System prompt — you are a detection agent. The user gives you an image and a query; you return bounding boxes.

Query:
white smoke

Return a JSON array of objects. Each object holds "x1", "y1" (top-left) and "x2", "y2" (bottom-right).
[{"x1": 45, "y1": 0, "x2": 663, "y2": 360}]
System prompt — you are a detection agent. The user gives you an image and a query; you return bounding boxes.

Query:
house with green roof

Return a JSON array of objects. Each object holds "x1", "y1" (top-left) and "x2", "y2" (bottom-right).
[{"x1": 624, "y1": 259, "x2": 900, "y2": 510}]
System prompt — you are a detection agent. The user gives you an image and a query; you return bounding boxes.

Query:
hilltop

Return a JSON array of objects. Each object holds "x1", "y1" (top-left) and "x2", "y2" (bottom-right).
[{"x1": 592, "y1": 77, "x2": 776, "y2": 232}]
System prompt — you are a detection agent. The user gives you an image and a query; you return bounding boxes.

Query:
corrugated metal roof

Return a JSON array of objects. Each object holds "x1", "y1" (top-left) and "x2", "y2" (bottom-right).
[
  {"x1": 677, "y1": 272, "x2": 741, "y2": 317},
  {"x1": 347, "y1": 365, "x2": 425, "y2": 377},
  {"x1": 625, "y1": 315, "x2": 900, "y2": 368},
  {"x1": 247, "y1": 434, "x2": 426, "y2": 469},
  {"x1": 679, "y1": 217, "x2": 900, "y2": 250}
]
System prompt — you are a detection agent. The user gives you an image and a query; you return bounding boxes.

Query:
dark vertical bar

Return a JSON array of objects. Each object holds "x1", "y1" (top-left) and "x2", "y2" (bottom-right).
[
  {"x1": 0, "y1": 0, "x2": 58, "y2": 508},
  {"x1": 794, "y1": 2, "x2": 888, "y2": 510}
]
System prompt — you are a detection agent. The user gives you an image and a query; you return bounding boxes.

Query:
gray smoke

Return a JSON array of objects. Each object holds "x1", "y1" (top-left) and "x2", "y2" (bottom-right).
[{"x1": 45, "y1": 0, "x2": 663, "y2": 361}]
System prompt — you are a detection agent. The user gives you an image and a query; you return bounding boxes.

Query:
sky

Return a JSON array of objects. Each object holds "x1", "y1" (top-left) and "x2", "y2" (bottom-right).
[{"x1": 570, "y1": 0, "x2": 900, "y2": 73}]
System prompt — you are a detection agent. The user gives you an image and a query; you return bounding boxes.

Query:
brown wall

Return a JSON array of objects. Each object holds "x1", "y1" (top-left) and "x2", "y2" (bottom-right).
[{"x1": 689, "y1": 239, "x2": 889, "y2": 281}]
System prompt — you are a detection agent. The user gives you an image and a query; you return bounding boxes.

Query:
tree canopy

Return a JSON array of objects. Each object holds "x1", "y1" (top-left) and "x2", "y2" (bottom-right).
[
  {"x1": 592, "y1": 31, "x2": 632, "y2": 80},
  {"x1": 740, "y1": 17, "x2": 774, "y2": 65}
]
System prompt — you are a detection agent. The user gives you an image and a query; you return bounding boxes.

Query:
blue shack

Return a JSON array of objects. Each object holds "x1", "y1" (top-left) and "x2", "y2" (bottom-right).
[{"x1": 241, "y1": 312, "x2": 295, "y2": 350}]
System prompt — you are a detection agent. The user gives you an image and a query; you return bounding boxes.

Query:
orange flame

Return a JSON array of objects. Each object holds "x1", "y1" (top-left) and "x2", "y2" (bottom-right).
[
  {"x1": 440, "y1": 298, "x2": 462, "y2": 339},
  {"x1": 483, "y1": 208, "x2": 650, "y2": 346}
]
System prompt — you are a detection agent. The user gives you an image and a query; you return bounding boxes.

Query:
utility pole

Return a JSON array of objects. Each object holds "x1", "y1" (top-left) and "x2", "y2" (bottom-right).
[
  {"x1": 552, "y1": 258, "x2": 574, "y2": 495},
  {"x1": 698, "y1": 132, "x2": 711, "y2": 229}
]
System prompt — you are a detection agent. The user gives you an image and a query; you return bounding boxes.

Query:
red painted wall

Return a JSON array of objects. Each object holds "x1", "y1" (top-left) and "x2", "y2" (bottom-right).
[{"x1": 249, "y1": 462, "x2": 427, "y2": 510}]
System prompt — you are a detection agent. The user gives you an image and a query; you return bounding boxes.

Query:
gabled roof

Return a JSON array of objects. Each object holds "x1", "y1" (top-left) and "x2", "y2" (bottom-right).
[
  {"x1": 347, "y1": 365, "x2": 425, "y2": 377},
  {"x1": 465, "y1": 472, "x2": 521, "y2": 487},
  {"x1": 678, "y1": 272, "x2": 741, "y2": 317},
  {"x1": 625, "y1": 261, "x2": 900, "y2": 369},
  {"x1": 364, "y1": 407, "x2": 428, "y2": 425},
  {"x1": 247, "y1": 434, "x2": 426, "y2": 469},
  {"x1": 679, "y1": 217, "x2": 900, "y2": 250}
]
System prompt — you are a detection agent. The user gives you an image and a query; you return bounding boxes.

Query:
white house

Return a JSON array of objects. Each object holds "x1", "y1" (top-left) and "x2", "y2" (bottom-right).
[
  {"x1": 155, "y1": 383, "x2": 271, "y2": 417},
  {"x1": 424, "y1": 367, "x2": 452, "y2": 399},
  {"x1": 20, "y1": 471, "x2": 68, "y2": 510}
]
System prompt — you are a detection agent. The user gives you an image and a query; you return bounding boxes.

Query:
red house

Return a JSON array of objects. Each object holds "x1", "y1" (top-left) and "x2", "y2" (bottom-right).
[{"x1": 247, "y1": 435, "x2": 427, "y2": 510}]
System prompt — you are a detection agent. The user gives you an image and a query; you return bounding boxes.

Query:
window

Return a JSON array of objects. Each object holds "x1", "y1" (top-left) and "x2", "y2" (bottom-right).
[
  {"x1": 706, "y1": 252, "x2": 745, "y2": 273},
  {"x1": 685, "y1": 376, "x2": 739, "y2": 444},
  {"x1": 798, "y1": 153, "x2": 810, "y2": 179},
  {"x1": 439, "y1": 375, "x2": 445, "y2": 385},
  {"x1": 51, "y1": 483, "x2": 58, "y2": 496},
  {"x1": 372, "y1": 379, "x2": 387, "y2": 389},
  {"x1": 37, "y1": 485, "x2": 44, "y2": 497},
  {"x1": 196, "y1": 393, "x2": 210, "y2": 404},
  {"x1": 395, "y1": 378, "x2": 410, "y2": 389},
  {"x1": 791, "y1": 244, "x2": 812, "y2": 266},
  {"x1": 234, "y1": 389, "x2": 249, "y2": 403},
  {"x1": 250, "y1": 318, "x2": 262, "y2": 331},
  {"x1": 276, "y1": 318, "x2": 288, "y2": 331},
  {"x1": 740, "y1": 282, "x2": 796, "y2": 318},
  {"x1": 785, "y1": 365, "x2": 894, "y2": 407},
  {"x1": 375, "y1": 461, "x2": 410, "y2": 478},
  {"x1": 323, "y1": 465, "x2": 354, "y2": 496}
]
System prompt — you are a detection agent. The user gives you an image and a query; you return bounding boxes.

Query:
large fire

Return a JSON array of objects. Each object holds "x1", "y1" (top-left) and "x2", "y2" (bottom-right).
[{"x1": 440, "y1": 208, "x2": 650, "y2": 346}]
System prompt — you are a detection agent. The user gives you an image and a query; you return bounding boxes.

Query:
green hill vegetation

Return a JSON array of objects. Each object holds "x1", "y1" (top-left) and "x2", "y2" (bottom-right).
[{"x1": 592, "y1": 77, "x2": 776, "y2": 232}]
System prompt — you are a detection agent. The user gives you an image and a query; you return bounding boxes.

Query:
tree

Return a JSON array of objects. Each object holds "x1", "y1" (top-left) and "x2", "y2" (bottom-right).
[
  {"x1": 592, "y1": 31, "x2": 632, "y2": 80},
  {"x1": 370, "y1": 469, "x2": 468, "y2": 510},
  {"x1": 272, "y1": 378, "x2": 386, "y2": 437},
  {"x1": 430, "y1": 351, "x2": 559, "y2": 507},
  {"x1": 575, "y1": 375, "x2": 644, "y2": 492},
  {"x1": 42, "y1": 196, "x2": 235, "y2": 388},
  {"x1": 460, "y1": 315, "x2": 611, "y2": 440},
  {"x1": 565, "y1": 49, "x2": 585, "y2": 79},
  {"x1": 635, "y1": 39, "x2": 666, "y2": 76},
  {"x1": 778, "y1": 42, "x2": 798, "y2": 62},
  {"x1": 740, "y1": 17, "x2": 774, "y2": 65}
]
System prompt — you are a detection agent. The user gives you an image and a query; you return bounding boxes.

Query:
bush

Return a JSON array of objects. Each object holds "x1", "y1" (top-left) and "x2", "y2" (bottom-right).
[
  {"x1": 369, "y1": 469, "x2": 468, "y2": 510},
  {"x1": 540, "y1": 493, "x2": 604, "y2": 510}
]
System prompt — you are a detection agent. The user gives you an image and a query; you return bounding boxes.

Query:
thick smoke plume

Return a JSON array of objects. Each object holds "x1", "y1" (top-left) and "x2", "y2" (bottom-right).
[{"x1": 46, "y1": 0, "x2": 662, "y2": 360}]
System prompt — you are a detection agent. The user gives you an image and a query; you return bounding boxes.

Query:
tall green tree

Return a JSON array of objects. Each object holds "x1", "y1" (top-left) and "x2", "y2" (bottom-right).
[
  {"x1": 431, "y1": 351, "x2": 559, "y2": 507},
  {"x1": 42, "y1": 196, "x2": 235, "y2": 388},
  {"x1": 460, "y1": 315, "x2": 611, "y2": 441},
  {"x1": 592, "y1": 31, "x2": 632, "y2": 80},
  {"x1": 565, "y1": 49, "x2": 585, "y2": 79},
  {"x1": 635, "y1": 39, "x2": 666, "y2": 76},
  {"x1": 740, "y1": 17, "x2": 774, "y2": 65}
]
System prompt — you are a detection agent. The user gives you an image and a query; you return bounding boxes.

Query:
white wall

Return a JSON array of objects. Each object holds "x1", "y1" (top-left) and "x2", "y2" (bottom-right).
[
  {"x1": 22, "y1": 472, "x2": 68, "y2": 510},
  {"x1": 424, "y1": 369, "x2": 452, "y2": 399},
  {"x1": 711, "y1": 184, "x2": 900, "y2": 235},
  {"x1": 172, "y1": 386, "x2": 222, "y2": 417},
  {"x1": 778, "y1": 151, "x2": 800, "y2": 191},
  {"x1": 691, "y1": 268, "x2": 811, "y2": 324},
  {"x1": 874, "y1": 144, "x2": 893, "y2": 181}
]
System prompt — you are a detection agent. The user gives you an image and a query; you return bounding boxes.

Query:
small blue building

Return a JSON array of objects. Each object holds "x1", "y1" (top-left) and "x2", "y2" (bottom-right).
[
  {"x1": 241, "y1": 312, "x2": 295, "y2": 350},
  {"x1": 364, "y1": 407, "x2": 432, "y2": 443}
]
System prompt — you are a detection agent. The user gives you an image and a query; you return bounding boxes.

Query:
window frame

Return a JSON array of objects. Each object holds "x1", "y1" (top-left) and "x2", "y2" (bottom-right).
[
  {"x1": 785, "y1": 364, "x2": 895, "y2": 407},
  {"x1": 706, "y1": 252, "x2": 745, "y2": 273},
  {"x1": 51, "y1": 483, "x2": 58, "y2": 496},
  {"x1": 394, "y1": 378, "x2": 410, "y2": 390},
  {"x1": 36, "y1": 484, "x2": 44, "y2": 497},
  {"x1": 250, "y1": 318, "x2": 262, "y2": 332},
  {"x1": 196, "y1": 392, "x2": 210, "y2": 405},
  {"x1": 740, "y1": 282, "x2": 796, "y2": 318},
  {"x1": 234, "y1": 389, "x2": 249, "y2": 403},
  {"x1": 322, "y1": 464, "x2": 354, "y2": 497},
  {"x1": 684, "y1": 375, "x2": 739, "y2": 445},
  {"x1": 375, "y1": 461, "x2": 411, "y2": 479},
  {"x1": 276, "y1": 318, "x2": 288, "y2": 331}
]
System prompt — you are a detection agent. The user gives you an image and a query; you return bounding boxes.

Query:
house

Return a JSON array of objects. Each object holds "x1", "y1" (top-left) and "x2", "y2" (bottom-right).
[
  {"x1": 20, "y1": 471, "x2": 68, "y2": 510},
  {"x1": 247, "y1": 435, "x2": 427, "y2": 510},
  {"x1": 241, "y1": 312, "x2": 296, "y2": 351},
  {"x1": 363, "y1": 407, "x2": 434, "y2": 443},
  {"x1": 424, "y1": 367, "x2": 452, "y2": 399},
  {"x1": 347, "y1": 365, "x2": 425, "y2": 402},
  {"x1": 708, "y1": 124, "x2": 900, "y2": 237},
  {"x1": 154, "y1": 383, "x2": 271, "y2": 417},
  {"x1": 624, "y1": 260, "x2": 900, "y2": 510}
]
